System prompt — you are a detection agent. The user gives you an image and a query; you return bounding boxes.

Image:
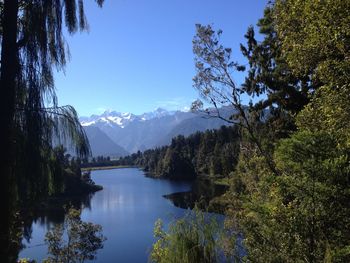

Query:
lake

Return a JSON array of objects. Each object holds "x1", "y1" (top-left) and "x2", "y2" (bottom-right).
[{"x1": 19, "y1": 168, "x2": 192, "y2": 262}]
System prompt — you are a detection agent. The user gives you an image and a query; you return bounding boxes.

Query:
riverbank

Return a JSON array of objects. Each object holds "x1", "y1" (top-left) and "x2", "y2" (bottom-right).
[
  {"x1": 81, "y1": 165, "x2": 138, "y2": 171},
  {"x1": 84, "y1": 164, "x2": 231, "y2": 214},
  {"x1": 162, "y1": 174, "x2": 230, "y2": 214}
]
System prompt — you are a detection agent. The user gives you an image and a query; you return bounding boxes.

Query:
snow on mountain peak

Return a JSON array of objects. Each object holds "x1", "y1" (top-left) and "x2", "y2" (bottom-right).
[
  {"x1": 81, "y1": 120, "x2": 96, "y2": 126},
  {"x1": 80, "y1": 108, "x2": 175, "y2": 128}
]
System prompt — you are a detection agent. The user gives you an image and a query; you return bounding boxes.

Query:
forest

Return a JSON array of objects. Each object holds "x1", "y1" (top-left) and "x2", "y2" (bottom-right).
[
  {"x1": 149, "y1": 1, "x2": 350, "y2": 262},
  {"x1": 85, "y1": 125, "x2": 240, "y2": 180},
  {"x1": 1, "y1": 0, "x2": 349, "y2": 262}
]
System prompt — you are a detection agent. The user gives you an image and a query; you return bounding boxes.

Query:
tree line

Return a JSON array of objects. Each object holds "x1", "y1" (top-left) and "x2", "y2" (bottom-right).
[
  {"x1": 84, "y1": 125, "x2": 241, "y2": 180},
  {"x1": 134, "y1": 125, "x2": 240, "y2": 180}
]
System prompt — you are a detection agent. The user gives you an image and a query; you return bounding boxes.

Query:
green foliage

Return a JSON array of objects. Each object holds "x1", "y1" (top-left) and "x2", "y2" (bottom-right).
[
  {"x1": 274, "y1": 0, "x2": 350, "y2": 87},
  {"x1": 190, "y1": 1, "x2": 350, "y2": 262},
  {"x1": 296, "y1": 85, "x2": 350, "y2": 148},
  {"x1": 275, "y1": 130, "x2": 350, "y2": 262},
  {"x1": 0, "y1": 0, "x2": 107, "y2": 202},
  {"x1": 103, "y1": 125, "x2": 240, "y2": 180},
  {"x1": 145, "y1": 0, "x2": 350, "y2": 262},
  {"x1": 82, "y1": 127, "x2": 240, "y2": 182},
  {"x1": 1, "y1": 2, "x2": 105, "y2": 257},
  {"x1": 224, "y1": 130, "x2": 350, "y2": 262},
  {"x1": 150, "y1": 208, "x2": 223, "y2": 263},
  {"x1": 17, "y1": 259, "x2": 36, "y2": 263},
  {"x1": 44, "y1": 208, "x2": 106, "y2": 263},
  {"x1": 136, "y1": 125, "x2": 240, "y2": 179},
  {"x1": 241, "y1": 7, "x2": 313, "y2": 116},
  {"x1": 192, "y1": 23, "x2": 281, "y2": 177}
]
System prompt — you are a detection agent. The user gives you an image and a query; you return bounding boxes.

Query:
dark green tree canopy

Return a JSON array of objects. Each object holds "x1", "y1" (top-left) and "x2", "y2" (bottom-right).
[
  {"x1": 0, "y1": 1, "x2": 104, "y2": 259},
  {"x1": 240, "y1": 7, "x2": 316, "y2": 114}
]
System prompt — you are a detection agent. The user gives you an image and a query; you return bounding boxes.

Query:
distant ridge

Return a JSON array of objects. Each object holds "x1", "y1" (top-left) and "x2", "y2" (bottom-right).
[
  {"x1": 83, "y1": 126, "x2": 129, "y2": 157},
  {"x1": 80, "y1": 107, "x2": 235, "y2": 154}
]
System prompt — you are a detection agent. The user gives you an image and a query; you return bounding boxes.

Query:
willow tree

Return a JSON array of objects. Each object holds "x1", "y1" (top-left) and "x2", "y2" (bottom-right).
[{"x1": 0, "y1": 0, "x2": 104, "y2": 261}]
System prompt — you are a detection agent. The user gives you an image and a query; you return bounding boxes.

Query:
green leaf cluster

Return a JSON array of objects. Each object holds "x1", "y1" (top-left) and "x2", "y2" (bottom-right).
[
  {"x1": 274, "y1": 0, "x2": 350, "y2": 87},
  {"x1": 185, "y1": 0, "x2": 350, "y2": 262},
  {"x1": 44, "y1": 208, "x2": 106, "y2": 263},
  {"x1": 224, "y1": 1, "x2": 350, "y2": 261},
  {"x1": 150, "y1": 208, "x2": 223, "y2": 263}
]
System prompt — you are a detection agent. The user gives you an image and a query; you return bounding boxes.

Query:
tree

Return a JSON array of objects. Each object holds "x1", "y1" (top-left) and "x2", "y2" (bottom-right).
[
  {"x1": 228, "y1": 130, "x2": 350, "y2": 262},
  {"x1": 274, "y1": 0, "x2": 350, "y2": 87},
  {"x1": 239, "y1": 6, "x2": 316, "y2": 138},
  {"x1": 44, "y1": 208, "x2": 106, "y2": 263},
  {"x1": 150, "y1": 208, "x2": 221, "y2": 263},
  {"x1": 192, "y1": 24, "x2": 278, "y2": 176},
  {"x1": 129, "y1": 125, "x2": 240, "y2": 180},
  {"x1": 222, "y1": 1, "x2": 350, "y2": 261},
  {"x1": 274, "y1": 130, "x2": 350, "y2": 262},
  {"x1": 0, "y1": 0, "x2": 104, "y2": 260}
]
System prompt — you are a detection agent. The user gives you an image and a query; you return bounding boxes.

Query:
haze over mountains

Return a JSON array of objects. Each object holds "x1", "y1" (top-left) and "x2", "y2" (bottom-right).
[{"x1": 80, "y1": 107, "x2": 233, "y2": 157}]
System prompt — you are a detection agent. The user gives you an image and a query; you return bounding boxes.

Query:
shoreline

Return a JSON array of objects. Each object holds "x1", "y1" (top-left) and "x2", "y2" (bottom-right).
[{"x1": 81, "y1": 165, "x2": 138, "y2": 171}]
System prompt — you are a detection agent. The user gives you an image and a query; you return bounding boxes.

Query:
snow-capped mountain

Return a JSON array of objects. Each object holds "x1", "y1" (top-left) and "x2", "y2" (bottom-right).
[
  {"x1": 80, "y1": 108, "x2": 172, "y2": 128},
  {"x1": 80, "y1": 110, "x2": 138, "y2": 128},
  {"x1": 139, "y1": 108, "x2": 175, "y2": 121},
  {"x1": 80, "y1": 107, "x2": 235, "y2": 155}
]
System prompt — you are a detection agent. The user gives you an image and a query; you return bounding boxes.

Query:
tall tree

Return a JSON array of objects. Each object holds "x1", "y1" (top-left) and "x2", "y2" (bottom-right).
[
  {"x1": 274, "y1": 0, "x2": 350, "y2": 87},
  {"x1": 240, "y1": 7, "x2": 315, "y2": 116},
  {"x1": 192, "y1": 24, "x2": 279, "y2": 176},
  {"x1": 223, "y1": 1, "x2": 350, "y2": 261},
  {"x1": 0, "y1": 1, "x2": 20, "y2": 260},
  {"x1": 0, "y1": 1, "x2": 104, "y2": 261}
]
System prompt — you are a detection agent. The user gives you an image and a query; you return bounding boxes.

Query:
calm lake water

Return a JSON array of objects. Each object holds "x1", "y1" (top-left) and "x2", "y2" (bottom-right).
[{"x1": 19, "y1": 168, "x2": 192, "y2": 262}]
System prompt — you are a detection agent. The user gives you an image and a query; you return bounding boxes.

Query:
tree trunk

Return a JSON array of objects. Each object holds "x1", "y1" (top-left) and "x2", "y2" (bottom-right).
[{"x1": 0, "y1": 0, "x2": 19, "y2": 262}]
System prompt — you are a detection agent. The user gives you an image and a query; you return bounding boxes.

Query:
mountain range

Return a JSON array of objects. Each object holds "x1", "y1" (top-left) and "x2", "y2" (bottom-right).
[{"x1": 80, "y1": 107, "x2": 234, "y2": 157}]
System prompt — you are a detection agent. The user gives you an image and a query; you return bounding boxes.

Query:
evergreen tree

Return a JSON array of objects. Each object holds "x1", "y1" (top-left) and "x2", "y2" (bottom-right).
[
  {"x1": 241, "y1": 7, "x2": 315, "y2": 116},
  {"x1": 126, "y1": 125, "x2": 240, "y2": 180}
]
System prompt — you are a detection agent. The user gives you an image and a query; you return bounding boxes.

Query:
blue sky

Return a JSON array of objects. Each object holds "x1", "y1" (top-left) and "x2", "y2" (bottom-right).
[{"x1": 55, "y1": 0, "x2": 268, "y2": 116}]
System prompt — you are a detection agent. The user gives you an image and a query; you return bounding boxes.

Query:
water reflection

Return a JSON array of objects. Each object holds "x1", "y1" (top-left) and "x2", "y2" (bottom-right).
[
  {"x1": 164, "y1": 175, "x2": 228, "y2": 213},
  {"x1": 21, "y1": 192, "x2": 95, "y2": 244},
  {"x1": 19, "y1": 168, "x2": 192, "y2": 262}
]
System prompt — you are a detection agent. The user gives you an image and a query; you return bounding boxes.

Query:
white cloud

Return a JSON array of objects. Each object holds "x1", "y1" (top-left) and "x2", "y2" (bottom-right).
[
  {"x1": 95, "y1": 107, "x2": 107, "y2": 114},
  {"x1": 155, "y1": 97, "x2": 194, "y2": 111},
  {"x1": 181, "y1": 106, "x2": 191, "y2": 112}
]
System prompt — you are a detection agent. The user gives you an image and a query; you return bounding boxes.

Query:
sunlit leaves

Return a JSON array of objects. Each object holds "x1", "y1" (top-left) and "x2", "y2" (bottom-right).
[
  {"x1": 150, "y1": 208, "x2": 222, "y2": 263},
  {"x1": 274, "y1": 0, "x2": 350, "y2": 86}
]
